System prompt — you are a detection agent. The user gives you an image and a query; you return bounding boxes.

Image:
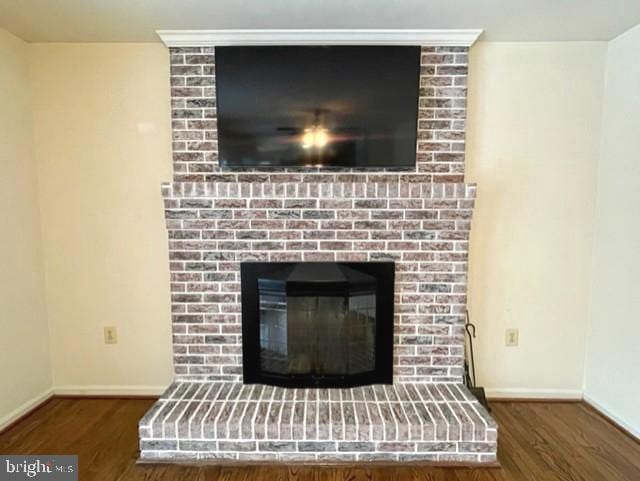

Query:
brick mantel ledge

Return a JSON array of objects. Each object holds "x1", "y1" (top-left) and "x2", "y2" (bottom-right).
[{"x1": 162, "y1": 182, "x2": 477, "y2": 200}]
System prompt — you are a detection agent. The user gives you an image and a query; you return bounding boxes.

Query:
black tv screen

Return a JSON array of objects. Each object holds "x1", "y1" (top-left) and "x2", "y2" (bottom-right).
[{"x1": 215, "y1": 46, "x2": 420, "y2": 168}]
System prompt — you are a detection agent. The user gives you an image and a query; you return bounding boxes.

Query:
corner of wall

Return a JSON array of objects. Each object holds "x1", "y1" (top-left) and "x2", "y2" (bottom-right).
[
  {"x1": 582, "y1": 22, "x2": 640, "y2": 434},
  {"x1": 0, "y1": 28, "x2": 54, "y2": 428}
]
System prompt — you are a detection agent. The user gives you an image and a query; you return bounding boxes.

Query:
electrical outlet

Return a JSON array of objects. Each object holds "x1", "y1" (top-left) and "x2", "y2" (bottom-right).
[
  {"x1": 104, "y1": 326, "x2": 118, "y2": 344},
  {"x1": 505, "y1": 328, "x2": 519, "y2": 347}
]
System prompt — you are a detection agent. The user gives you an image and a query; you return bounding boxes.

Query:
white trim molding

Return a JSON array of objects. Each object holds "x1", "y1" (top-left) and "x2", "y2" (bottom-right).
[
  {"x1": 584, "y1": 395, "x2": 640, "y2": 440},
  {"x1": 485, "y1": 388, "x2": 583, "y2": 400},
  {"x1": 156, "y1": 29, "x2": 483, "y2": 47},
  {"x1": 0, "y1": 388, "x2": 54, "y2": 432},
  {"x1": 53, "y1": 385, "x2": 167, "y2": 397}
]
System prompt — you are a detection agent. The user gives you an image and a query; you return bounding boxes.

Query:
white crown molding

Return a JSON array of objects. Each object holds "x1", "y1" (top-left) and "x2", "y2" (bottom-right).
[{"x1": 156, "y1": 29, "x2": 483, "y2": 47}]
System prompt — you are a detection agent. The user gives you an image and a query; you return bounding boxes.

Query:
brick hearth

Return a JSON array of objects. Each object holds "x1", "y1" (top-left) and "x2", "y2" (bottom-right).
[{"x1": 139, "y1": 381, "x2": 497, "y2": 463}]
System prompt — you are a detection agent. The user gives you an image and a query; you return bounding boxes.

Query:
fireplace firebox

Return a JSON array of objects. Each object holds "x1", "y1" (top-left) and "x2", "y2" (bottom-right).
[{"x1": 240, "y1": 262, "x2": 394, "y2": 388}]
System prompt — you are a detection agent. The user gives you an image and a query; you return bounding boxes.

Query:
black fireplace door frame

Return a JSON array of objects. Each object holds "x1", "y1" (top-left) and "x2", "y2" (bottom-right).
[{"x1": 241, "y1": 262, "x2": 394, "y2": 388}]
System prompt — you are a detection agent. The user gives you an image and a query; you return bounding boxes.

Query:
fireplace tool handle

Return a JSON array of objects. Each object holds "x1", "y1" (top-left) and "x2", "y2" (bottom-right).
[
  {"x1": 464, "y1": 309, "x2": 490, "y2": 411},
  {"x1": 464, "y1": 310, "x2": 477, "y2": 388}
]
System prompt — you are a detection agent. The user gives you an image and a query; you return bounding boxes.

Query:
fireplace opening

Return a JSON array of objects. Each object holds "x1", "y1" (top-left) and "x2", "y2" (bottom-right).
[{"x1": 241, "y1": 262, "x2": 394, "y2": 388}]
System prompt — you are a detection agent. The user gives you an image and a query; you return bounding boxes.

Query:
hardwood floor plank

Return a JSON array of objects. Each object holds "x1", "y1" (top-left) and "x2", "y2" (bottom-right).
[
  {"x1": 0, "y1": 399, "x2": 638, "y2": 480},
  {"x1": 511, "y1": 403, "x2": 598, "y2": 481},
  {"x1": 490, "y1": 403, "x2": 560, "y2": 481},
  {"x1": 525, "y1": 403, "x2": 634, "y2": 481}
]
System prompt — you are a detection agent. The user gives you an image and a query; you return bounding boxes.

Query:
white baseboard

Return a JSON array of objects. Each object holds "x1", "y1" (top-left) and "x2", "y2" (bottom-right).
[
  {"x1": 583, "y1": 394, "x2": 640, "y2": 440},
  {"x1": 0, "y1": 388, "x2": 54, "y2": 432},
  {"x1": 53, "y1": 385, "x2": 167, "y2": 397},
  {"x1": 54, "y1": 385, "x2": 584, "y2": 400},
  {"x1": 485, "y1": 388, "x2": 583, "y2": 400}
]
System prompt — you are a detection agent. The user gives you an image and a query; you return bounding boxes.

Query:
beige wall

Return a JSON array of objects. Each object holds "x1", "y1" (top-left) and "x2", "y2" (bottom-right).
[
  {"x1": 584, "y1": 24, "x2": 640, "y2": 436},
  {"x1": 29, "y1": 43, "x2": 174, "y2": 393},
  {"x1": 0, "y1": 29, "x2": 52, "y2": 427},
  {"x1": 466, "y1": 42, "x2": 606, "y2": 397},
  {"x1": 9, "y1": 40, "x2": 620, "y2": 402}
]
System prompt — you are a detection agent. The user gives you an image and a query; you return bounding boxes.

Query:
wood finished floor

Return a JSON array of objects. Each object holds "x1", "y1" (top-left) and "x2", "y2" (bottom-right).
[{"x1": 0, "y1": 398, "x2": 638, "y2": 480}]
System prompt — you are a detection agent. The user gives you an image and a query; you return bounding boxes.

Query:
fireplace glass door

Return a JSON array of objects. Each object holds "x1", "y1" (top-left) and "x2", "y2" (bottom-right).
[
  {"x1": 241, "y1": 262, "x2": 393, "y2": 388},
  {"x1": 259, "y1": 292, "x2": 376, "y2": 376}
]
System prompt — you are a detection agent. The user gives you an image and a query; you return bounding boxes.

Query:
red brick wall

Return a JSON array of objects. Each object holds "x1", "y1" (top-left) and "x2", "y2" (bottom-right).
[
  {"x1": 164, "y1": 45, "x2": 474, "y2": 384},
  {"x1": 169, "y1": 46, "x2": 468, "y2": 182},
  {"x1": 163, "y1": 182, "x2": 476, "y2": 383}
]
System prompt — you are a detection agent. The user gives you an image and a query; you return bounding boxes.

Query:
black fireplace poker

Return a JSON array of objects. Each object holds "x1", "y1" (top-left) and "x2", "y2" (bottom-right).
[{"x1": 464, "y1": 310, "x2": 491, "y2": 412}]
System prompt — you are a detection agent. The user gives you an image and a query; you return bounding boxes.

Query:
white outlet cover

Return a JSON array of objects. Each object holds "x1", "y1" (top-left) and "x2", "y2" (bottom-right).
[
  {"x1": 505, "y1": 328, "x2": 519, "y2": 347},
  {"x1": 104, "y1": 326, "x2": 118, "y2": 344}
]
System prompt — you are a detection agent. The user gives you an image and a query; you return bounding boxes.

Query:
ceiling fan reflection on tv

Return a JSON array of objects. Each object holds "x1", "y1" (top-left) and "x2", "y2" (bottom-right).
[{"x1": 275, "y1": 108, "x2": 360, "y2": 149}]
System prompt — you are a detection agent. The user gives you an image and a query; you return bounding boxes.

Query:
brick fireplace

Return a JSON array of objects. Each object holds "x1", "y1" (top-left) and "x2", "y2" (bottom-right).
[{"x1": 138, "y1": 44, "x2": 498, "y2": 464}]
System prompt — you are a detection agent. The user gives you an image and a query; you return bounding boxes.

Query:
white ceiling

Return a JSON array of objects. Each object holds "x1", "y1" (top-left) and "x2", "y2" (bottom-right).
[{"x1": 1, "y1": 0, "x2": 638, "y2": 43}]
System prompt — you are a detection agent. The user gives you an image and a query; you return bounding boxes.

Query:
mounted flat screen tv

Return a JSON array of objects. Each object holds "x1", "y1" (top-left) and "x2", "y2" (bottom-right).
[{"x1": 215, "y1": 46, "x2": 420, "y2": 168}]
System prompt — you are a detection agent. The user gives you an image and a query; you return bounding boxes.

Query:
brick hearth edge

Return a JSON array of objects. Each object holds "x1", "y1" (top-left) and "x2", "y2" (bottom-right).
[{"x1": 139, "y1": 381, "x2": 497, "y2": 463}]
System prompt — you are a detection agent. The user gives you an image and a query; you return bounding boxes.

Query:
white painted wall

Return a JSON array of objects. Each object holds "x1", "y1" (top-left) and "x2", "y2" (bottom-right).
[
  {"x1": 29, "y1": 44, "x2": 174, "y2": 394},
  {"x1": 584, "y1": 24, "x2": 640, "y2": 437},
  {"x1": 465, "y1": 42, "x2": 607, "y2": 399},
  {"x1": 0, "y1": 29, "x2": 52, "y2": 428}
]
